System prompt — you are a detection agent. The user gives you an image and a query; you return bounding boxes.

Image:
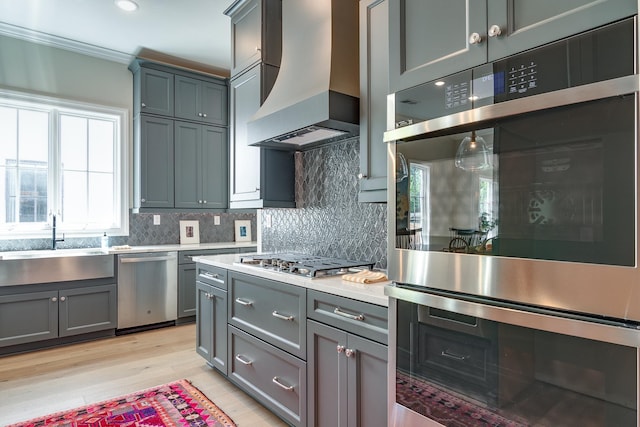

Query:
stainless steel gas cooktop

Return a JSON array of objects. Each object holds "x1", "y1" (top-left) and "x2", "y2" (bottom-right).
[{"x1": 238, "y1": 252, "x2": 375, "y2": 278}]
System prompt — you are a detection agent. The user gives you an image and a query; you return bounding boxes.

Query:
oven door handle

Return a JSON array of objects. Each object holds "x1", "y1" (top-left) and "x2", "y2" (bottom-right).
[{"x1": 384, "y1": 74, "x2": 639, "y2": 143}]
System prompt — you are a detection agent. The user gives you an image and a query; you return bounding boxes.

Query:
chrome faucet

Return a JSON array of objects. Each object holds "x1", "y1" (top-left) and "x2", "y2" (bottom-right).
[{"x1": 51, "y1": 214, "x2": 65, "y2": 250}]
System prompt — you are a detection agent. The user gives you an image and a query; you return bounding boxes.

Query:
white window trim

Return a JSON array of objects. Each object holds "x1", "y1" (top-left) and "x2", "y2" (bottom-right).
[{"x1": 0, "y1": 87, "x2": 129, "y2": 239}]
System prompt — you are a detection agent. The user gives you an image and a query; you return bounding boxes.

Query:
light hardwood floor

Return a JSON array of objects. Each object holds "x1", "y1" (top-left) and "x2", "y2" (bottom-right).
[{"x1": 0, "y1": 324, "x2": 288, "y2": 426}]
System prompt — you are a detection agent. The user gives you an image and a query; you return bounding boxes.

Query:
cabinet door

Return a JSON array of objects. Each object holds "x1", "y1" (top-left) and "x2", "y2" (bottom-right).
[
  {"x1": 389, "y1": 0, "x2": 487, "y2": 92},
  {"x1": 174, "y1": 121, "x2": 202, "y2": 209},
  {"x1": 59, "y1": 284, "x2": 117, "y2": 337},
  {"x1": 137, "y1": 115, "x2": 174, "y2": 208},
  {"x1": 229, "y1": 65, "x2": 262, "y2": 203},
  {"x1": 178, "y1": 263, "x2": 197, "y2": 317},
  {"x1": 230, "y1": 0, "x2": 263, "y2": 76},
  {"x1": 201, "y1": 125, "x2": 228, "y2": 209},
  {"x1": 307, "y1": 320, "x2": 349, "y2": 427},
  {"x1": 175, "y1": 75, "x2": 201, "y2": 122},
  {"x1": 346, "y1": 334, "x2": 388, "y2": 427},
  {"x1": 196, "y1": 281, "x2": 228, "y2": 374},
  {"x1": 359, "y1": 0, "x2": 389, "y2": 203},
  {"x1": 139, "y1": 68, "x2": 174, "y2": 116},
  {"x1": 201, "y1": 81, "x2": 228, "y2": 126},
  {"x1": 487, "y1": 0, "x2": 637, "y2": 61},
  {"x1": 0, "y1": 291, "x2": 58, "y2": 347}
]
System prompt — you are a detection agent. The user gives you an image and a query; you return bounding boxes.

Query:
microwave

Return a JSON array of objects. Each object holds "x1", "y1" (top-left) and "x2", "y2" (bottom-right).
[{"x1": 384, "y1": 17, "x2": 640, "y2": 323}]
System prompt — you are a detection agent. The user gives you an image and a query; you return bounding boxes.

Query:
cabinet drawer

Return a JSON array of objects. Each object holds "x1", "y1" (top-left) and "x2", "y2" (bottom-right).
[
  {"x1": 229, "y1": 325, "x2": 306, "y2": 427},
  {"x1": 196, "y1": 264, "x2": 227, "y2": 290},
  {"x1": 307, "y1": 289, "x2": 388, "y2": 345},
  {"x1": 228, "y1": 272, "x2": 306, "y2": 358}
]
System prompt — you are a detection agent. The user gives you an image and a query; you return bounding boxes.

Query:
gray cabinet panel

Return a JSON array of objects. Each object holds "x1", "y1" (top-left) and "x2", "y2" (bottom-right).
[
  {"x1": 178, "y1": 263, "x2": 197, "y2": 317},
  {"x1": 307, "y1": 319, "x2": 388, "y2": 427},
  {"x1": 196, "y1": 281, "x2": 228, "y2": 374},
  {"x1": 359, "y1": 0, "x2": 389, "y2": 203},
  {"x1": 486, "y1": 0, "x2": 637, "y2": 62},
  {"x1": 138, "y1": 68, "x2": 174, "y2": 116},
  {"x1": 307, "y1": 320, "x2": 348, "y2": 427},
  {"x1": 389, "y1": 0, "x2": 486, "y2": 92},
  {"x1": 196, "y1": 264, "x2": 229, "y2": 290},
  {"x1": 135, "y1": 115, "x2": 174, "y2": 209},
  {"x1": 228, "y1": 325, "x2": 306, "y2": 427},
  {"x1": 228, "y1": 271, "x2": 306, "y2": 358},
  {"x1": 201, "y1": 80, "x2": 228, "y2": 126},
  {"x1": 58, "y1": 284, "x2": 117, "y2": 337},
  {"x1": 346, "y1": 333, "x2": 388, "y2": 427},
  {"x1": 0, "y1": 290, "x2": 58, "y2": 347},
  {"x1": 175, "y1": 76, "x2": 228, "y2": 126},
  {"x1": 175, "y1": 75, "x2": 201, "y2": 122},
  {"x1": 307, "y1": 289, "x2": 388, "y2": 345},
  {"x1": 175, "y1": 122, "x2": 228, "y2": 209}
]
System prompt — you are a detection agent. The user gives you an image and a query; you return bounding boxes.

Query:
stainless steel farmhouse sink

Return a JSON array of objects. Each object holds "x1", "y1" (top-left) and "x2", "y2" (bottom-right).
[{"x1": 0, "y1": 249, "x2": 114, "y2": 286}]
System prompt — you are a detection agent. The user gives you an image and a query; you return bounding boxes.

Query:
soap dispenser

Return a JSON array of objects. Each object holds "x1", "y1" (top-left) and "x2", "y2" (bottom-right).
[{"x1": 101, "y1": 232, "x2": 109, "y2": 251}]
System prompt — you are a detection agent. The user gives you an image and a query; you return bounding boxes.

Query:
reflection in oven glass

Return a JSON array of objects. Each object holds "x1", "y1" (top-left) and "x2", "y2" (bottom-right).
[{"x1": 396, "y1": 300, "x2": 637, "y2": 426}]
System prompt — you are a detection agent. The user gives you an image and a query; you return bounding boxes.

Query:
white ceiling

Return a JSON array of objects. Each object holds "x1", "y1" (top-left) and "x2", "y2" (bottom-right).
[{"x1": 0, "y1": 0, "x2": 236, "y2": 76}]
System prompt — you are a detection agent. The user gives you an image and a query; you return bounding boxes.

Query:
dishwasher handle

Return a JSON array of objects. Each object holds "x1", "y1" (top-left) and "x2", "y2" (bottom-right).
[{"x1": 119, "y1": 255, "x2": 176, "y2": 263}]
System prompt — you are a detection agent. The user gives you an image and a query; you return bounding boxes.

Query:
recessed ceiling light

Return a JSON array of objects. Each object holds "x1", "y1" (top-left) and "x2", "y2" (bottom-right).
[{"x1": 115, "y1": 0, "x2": 139, "y2": 12}]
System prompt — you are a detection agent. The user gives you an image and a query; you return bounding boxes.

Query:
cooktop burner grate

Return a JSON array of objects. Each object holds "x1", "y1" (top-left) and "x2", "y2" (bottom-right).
[{"x1": 238, "y1": 252, "x2": 375, "y2": 278}]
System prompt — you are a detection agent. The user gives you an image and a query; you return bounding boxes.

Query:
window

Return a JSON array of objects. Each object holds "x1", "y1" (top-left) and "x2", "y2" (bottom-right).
[
  {"x1": 409, "y1": 162, "x2": 430, "y2": 241},
  {"x1": 0, "y1": 89, "x2": 127, "y2": 238}
]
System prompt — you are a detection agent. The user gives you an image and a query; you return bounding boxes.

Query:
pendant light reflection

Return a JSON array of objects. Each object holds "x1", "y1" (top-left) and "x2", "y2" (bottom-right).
[{"x1": 454, "y1": 131, "x2": 490, "y2": 171}]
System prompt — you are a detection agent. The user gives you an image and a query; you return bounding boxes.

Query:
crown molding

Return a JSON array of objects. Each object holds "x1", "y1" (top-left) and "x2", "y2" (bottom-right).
[{"x1": 0, "y1": 22, "x2": 133, "y2": 64}]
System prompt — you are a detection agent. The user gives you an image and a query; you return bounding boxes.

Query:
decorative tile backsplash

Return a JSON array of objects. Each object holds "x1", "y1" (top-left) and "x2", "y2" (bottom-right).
[{"x1": 261, "y1": 137, "x2": 388, "y2": 269}]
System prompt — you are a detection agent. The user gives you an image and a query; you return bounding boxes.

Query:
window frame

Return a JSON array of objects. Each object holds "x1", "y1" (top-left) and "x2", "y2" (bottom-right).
[{"x1": 0, "y1": 88, "x2": 129, "y2": 239}]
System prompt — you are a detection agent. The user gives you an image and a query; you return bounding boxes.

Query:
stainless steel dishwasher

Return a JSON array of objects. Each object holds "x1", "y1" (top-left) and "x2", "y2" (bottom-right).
[{"x1": 117, "y1": 251, "x2": 178, "y2": 329}]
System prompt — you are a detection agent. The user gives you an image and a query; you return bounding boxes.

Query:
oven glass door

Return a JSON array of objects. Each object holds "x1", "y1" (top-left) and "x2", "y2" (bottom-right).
[
  {"x1": 395, "y1": 94, "x2": 635, "y2": 266},
  {"x1": 393, "y1": 295, "x2": 639, "y2": 426}
]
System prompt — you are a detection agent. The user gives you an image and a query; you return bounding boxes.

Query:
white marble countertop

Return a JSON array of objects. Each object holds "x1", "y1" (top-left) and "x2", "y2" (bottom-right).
[
  {"x1": 194, "y1": 253, "x2": 389, "y2": 307},
  {"x1": 0, "y1": 241, "x2": 257, "y2": 260}
]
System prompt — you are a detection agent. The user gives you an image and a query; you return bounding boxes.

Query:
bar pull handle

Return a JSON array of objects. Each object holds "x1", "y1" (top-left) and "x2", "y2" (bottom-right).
[
  {"x1": 200, "y1": 272, "x2": 224, "y2": 284},
  {"x1": 235, "y1": 354, "x2": 253, "y2": 366},
  {"x1": 272, "y1": 311, "x2": 294, "y2": 321},
  {"x1": 235, "y1": 298, "x2": 253, "y2": 307},
  {"x1": 272, "y1": 377, "x2": 294, "y2": 391},
  {"x1": 441, "y1": 349, "x2": 469, "y2": 361},
  {"x1": 334, "y1": 307, "x2": 364, "y2": 321}
]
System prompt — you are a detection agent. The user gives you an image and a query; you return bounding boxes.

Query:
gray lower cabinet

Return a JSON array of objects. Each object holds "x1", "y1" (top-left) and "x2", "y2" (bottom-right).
[
  {"x1": 174, "y1": 121, "x2": 228, "y2": 209},
  {"x1": 358, "y1": 0, "x2": 389, "y2": 203},
  {"x1": 180, "y1": 248, "x2": 255, "y2": 318},
  {"x1": 196, "y1": 280, "x2": 228, "y2": 374},
  {"x1": 228, "y1": 271, "x2": 306, "y2": 359},
  {"x1": 0, "y1": 284, "x2": 117, "y2": 348},
  {"x1": 134, "y1": 115, "x2": 174, "y2": 209},
  {"x1": 389, "y1": 0, "x2": 637, "y2": 92},
  {"x1": 228, "y1": 325, "x2": 307, "y2": 427},
  {"x1": 307, "y1": 320, "x2": 387, "y2": 427}
]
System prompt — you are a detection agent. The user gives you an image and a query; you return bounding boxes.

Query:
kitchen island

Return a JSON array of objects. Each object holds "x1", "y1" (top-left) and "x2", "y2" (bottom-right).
[{"x1": 193, "y1": 253, "x2": 389, "y2": 427}]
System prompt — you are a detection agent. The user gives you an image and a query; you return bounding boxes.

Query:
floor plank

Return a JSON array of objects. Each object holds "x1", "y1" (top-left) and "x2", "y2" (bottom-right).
[{"x1": 0, "y1": 324, "x2": 288, "y2": 426}]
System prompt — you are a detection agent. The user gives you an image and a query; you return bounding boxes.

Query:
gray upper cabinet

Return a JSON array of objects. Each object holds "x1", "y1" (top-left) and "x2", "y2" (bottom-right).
[
  {"x1": 389, "y1": 0, "x2": 637, "y2": 92},
  {"x1": 175, "y1": 121, "x2": 228, "y2": 210},
  {"x1": 227, "y1": 0, "x2": 282, "y2": 76},
  {"x1": 358, "y1": 0, "x2": 389, "y2": 203},
  {"x1": 228, "y1": 64, "x2": 294, "y2": 209},
  {"x1": 134, "y1": 115, "x2": 174, "y2": 209},
  {"x1": 175, "y1": 76, "x2": 228, "y2": 126},
  {"x1": 134, "y1": 67, "x2": 174, "y2": 117}
]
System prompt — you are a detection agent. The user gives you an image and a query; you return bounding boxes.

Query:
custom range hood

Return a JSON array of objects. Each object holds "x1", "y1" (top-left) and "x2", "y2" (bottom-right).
[{"x1": 247, "y1": 0, "x2": 359, "y2": 150}]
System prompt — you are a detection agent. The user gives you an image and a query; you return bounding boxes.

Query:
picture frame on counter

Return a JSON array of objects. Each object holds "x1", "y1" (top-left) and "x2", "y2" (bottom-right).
[
  {"x1": 234, "y1": 220, "x2": 252, "y2": 242},
  {"x1": 179, "y1": 220, "x2": 200, "y2": 244}
]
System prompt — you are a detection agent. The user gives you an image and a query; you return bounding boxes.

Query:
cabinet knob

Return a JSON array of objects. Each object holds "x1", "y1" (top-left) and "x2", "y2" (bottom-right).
[
  {"x1": 357, "y1": 173, "x2": 367, "y2": 179},
  {"x1": 345, "y1": 348, "x2": 356, "y2": 358},
  {"x1": 336, "y1": 345, "x2": 345, "y2": 353},
  {"x1": 468, "y1": 32, "x2": 483, "y2": 45},
  {"x1": 198, "y1": 200, "x2": 203, "y2": 204},
  {"x1": 488, "y1": 25, "x2": 502, "y2": 37},
  {"x1": 141, "y1": 103, "x2": 146, "y2": 108},
  {"x1": 60, "y1": 296, "x2": 66, "y2": 302},
  {"x1": 198, "y1": 112, "x2": 203, "y2": 117},
  {"x1": 141, "y1": 198, "x2": 146, "y2": 203},
  {"x1": 51, "y1": 297, "x2": 58, "y2": 302},
  {"x1": 203, "y1": 200, "x2": 207, "y2": 204},
  {"x1": 202, "y1": 113, "x2": 207, "y2": 118}
]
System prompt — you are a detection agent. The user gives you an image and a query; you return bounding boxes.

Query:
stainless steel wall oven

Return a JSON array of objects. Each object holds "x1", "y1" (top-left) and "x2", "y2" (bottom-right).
[{"x1": 385, "y1": 17, "x2": 640, "y2": 426}]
